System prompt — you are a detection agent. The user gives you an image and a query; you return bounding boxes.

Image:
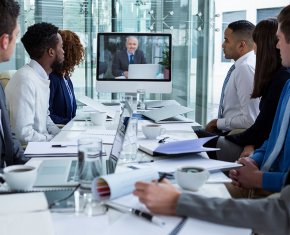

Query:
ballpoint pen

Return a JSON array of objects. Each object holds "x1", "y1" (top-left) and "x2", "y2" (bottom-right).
[
  {"x1": 51, "y1": 144, "x2": 77, "y2": 148},
  {"x1": 103, "y1": 201, "x2": 166, "y2": 226}
]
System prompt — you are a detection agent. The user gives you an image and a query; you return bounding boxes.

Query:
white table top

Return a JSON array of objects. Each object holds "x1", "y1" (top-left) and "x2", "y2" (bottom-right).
[{"x1": 24, "y1": 118, "x2": 234, "y2": 234}]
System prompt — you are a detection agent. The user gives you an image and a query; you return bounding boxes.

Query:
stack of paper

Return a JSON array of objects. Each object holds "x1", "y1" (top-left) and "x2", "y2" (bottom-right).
[
  {"x1": 25, "y1": 141, "x2": 79, "y2": 157},
  {"x1": 24, "y1": 141, "x2": 106, "y2": 157},
  {"x1": 0, "y1": 192, "x2": 54, "y2": 235},
  {"x1": 130, "y1": 155, "x2": 242, "y2": 173},
  {"x1": 75, "y1": 129, "x2": 117, "y2": 144},
  {"x1": 138, "y1": 120, "x2": 200, "y2": 132}
]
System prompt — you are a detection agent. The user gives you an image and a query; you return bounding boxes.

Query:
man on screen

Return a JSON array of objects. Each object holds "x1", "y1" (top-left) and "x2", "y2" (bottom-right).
[{"x1": 111, "y1": 36, "x2": 147, "y2": 77}]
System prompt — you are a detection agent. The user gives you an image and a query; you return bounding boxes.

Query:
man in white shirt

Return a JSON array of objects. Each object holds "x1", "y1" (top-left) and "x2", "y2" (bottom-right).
[
  {"x1": 5, "y1": 22, "x2": 64, "y2": 145},
  {"x1": 199, "y1": 20, "x2": 259, "y2": 135}
]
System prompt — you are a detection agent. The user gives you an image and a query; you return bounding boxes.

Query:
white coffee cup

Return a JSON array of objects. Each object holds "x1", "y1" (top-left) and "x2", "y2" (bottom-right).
[
  {"x1": 90, "y1": 112, "x2": 107, "y2": 126},
  {"x1": 0, "y1": 165, "x2": 37, "y2": 190},
  {"x1": 142, "y1": 125, "x2": 166, "y2": 139},
  {"x1": 175, "y1": 166, "x2": 210, "y2": 191}
]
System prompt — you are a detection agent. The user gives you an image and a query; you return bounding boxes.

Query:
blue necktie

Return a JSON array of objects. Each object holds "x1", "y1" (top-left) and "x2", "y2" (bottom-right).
[
  {"x1": 218, "y1": 64, "x2": 235, "y2": 118},
  {"x1": 129, "y1": 54, "x2": 134, "y2": 64}
]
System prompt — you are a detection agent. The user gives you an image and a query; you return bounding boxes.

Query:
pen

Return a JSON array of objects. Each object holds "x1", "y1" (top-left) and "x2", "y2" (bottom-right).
[
  {"x1": 51, "y1": 144, "x2": 77, "y2": 148},
  {"x1": 103, "y1": 201, "x2": 165, "y2": 226},
  {"x1": 156, "y1": 173, "x2": 167, "y2": 183},
  {"x1": 138, "y1": 160, "x2": 154, "y2": 164}
]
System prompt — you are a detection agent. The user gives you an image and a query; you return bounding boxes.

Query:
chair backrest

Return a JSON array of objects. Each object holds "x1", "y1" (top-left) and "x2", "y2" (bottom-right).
[{"x1": 0, "y1": 70, "x2": 17, "y2": 89}]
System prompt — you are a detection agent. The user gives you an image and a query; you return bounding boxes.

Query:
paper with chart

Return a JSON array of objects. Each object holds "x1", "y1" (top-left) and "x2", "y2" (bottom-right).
[
  {"x1": 130, "y1": 155, "x2": 242, "y2": 173},
  {"x1": 75, "y1": 129, "x2": 117, "y2": 144},
  {"x1": 91, "y1": 168, "x2": 158, "y2": 200}
]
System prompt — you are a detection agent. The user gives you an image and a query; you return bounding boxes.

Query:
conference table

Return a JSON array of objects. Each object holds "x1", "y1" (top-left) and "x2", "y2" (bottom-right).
[{"x1": 25, "y1": 110, "x2": 250, "y2": 235}]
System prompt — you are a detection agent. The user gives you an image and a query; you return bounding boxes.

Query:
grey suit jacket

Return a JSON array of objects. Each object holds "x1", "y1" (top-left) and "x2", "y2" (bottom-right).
[
  {"x1": 0, "y1": 83, "x2": 27, "y2": 172},
  {"x1": 111, "y1": 49, "x2": 147, "y2": 77},
  {"x1": 176, "y1": 170, "x2": 290, "y2": 235}
]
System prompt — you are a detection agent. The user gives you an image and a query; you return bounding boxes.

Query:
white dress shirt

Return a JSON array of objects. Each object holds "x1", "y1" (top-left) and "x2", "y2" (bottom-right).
[
  {"x1": 28, "y1": 59, "x2": 49, "y2": 80},
  {"x1": 217, "y1": 51, "x2": 259, "y2": 131}
]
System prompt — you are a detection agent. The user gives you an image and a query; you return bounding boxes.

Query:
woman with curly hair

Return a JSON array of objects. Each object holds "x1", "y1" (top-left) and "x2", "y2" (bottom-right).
[{"x1": 49, "y1": 30, "x2": 85, "y2": 124}]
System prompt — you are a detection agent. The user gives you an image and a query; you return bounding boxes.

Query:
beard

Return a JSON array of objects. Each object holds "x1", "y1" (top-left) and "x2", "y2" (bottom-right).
[{"x1": 51, "y1": 54, "x2": 63, "y2": 70}]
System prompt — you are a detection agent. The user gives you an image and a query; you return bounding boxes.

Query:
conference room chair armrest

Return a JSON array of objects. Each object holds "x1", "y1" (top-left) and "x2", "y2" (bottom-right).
[{"x1": 227, "y1": 129, "x2": 247, "y2": 135}]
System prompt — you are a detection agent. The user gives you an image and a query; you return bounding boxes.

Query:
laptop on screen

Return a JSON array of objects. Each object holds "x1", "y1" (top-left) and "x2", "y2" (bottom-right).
[{"x1": 34, "y1": 101, "x2": 133, "y2": 187}]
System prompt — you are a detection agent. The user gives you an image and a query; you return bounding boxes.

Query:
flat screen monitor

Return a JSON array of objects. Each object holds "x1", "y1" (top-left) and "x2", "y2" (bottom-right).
[{"x1": 96, "y1": 32, "x2": 172, "y2": 93}]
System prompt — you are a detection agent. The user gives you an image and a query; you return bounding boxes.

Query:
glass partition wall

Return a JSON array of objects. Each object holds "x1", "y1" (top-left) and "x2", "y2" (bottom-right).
[{"x1": 2, "y1": 0, "x2": 287, "y2": 127}]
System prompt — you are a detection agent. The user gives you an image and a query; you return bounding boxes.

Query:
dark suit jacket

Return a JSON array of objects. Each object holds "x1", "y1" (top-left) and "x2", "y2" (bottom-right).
[
  {"x1": 0, "y1": 83, "x2": 27, "y2": 172},
  {"x1": 176, "y1": 168, "x2": 290, "y2": 235},
  {"x1": 111, "y1": 49, "x2": 147, "y2": 77},
  {"x1": 225, "y1": 67, "x2": 290, "y2": 148},
  {"x1": 49, "y1": 73, "x2": 77, "y2": 125}
]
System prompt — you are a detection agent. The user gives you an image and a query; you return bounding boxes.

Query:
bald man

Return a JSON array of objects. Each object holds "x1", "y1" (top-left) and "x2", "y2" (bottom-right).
[{"x1": 112, "y1": 37, "x2": 147, "y2": 77}]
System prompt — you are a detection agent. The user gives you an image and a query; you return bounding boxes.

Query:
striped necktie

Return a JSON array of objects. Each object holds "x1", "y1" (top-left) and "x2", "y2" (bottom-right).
[
  {"x1": 261, "y1": 96, "x2": 290, "y2": 172},
  {"x1": 218, "y1": 64, "x2": 235, "y2": 118}
]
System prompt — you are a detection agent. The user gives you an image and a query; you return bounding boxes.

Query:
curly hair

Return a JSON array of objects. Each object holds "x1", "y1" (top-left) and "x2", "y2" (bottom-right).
[
  {"x1": 0, "y1": 0, "x2": 20, "y2": 41},
  {"x1": 53, "y1": 30, "x2": 85, "y2": 78},
  {"x1": 21, "y1": 22, "x2": 59, "y2": 59}
]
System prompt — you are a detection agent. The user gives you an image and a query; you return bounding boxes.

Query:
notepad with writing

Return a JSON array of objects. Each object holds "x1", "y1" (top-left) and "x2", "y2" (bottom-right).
[{"x1": 138, "y1": 136, "x2": 219, "y2": 156}]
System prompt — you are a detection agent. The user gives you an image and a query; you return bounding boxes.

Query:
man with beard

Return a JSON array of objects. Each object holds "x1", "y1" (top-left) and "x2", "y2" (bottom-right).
[{"x1": 5, "y1": 22, "x2": 63, "y2": 145}]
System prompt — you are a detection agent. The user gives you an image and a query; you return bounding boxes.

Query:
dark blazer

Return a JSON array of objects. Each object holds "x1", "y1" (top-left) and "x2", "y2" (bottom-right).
[
  {"x1": 111, "y1": 49, "x2": 147, "y2": 77},
  {"x1": 225, "y1": 67, "x2": 290, "y2": 148},
  {"x1": 49, "y1": 73, "x2": 77, "y2": 125},
  {"x1": 0, "y1": 83, "x2": 27, "y2": 172}
]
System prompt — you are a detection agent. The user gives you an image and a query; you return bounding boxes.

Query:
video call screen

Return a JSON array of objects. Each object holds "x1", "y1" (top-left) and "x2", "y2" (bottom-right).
[{"x1": 97, "y1": 33, "x2": 172, "y2": 81}]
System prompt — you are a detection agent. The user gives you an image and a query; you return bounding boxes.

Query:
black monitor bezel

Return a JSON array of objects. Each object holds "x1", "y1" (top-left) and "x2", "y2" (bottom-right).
[{"x1": 96, "y1": 32, "x2": 172, "y2": 82}]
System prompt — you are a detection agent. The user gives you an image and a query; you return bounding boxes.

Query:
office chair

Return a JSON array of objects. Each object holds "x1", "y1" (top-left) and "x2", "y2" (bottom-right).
[{"x1": 0, "y1": 70, "x2": 17, "y2": 89}]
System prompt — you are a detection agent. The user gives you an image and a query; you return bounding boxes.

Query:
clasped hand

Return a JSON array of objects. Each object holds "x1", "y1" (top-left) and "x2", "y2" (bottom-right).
[{"x1": 229, "y1": 157, "x2": 263, "y2": 190}]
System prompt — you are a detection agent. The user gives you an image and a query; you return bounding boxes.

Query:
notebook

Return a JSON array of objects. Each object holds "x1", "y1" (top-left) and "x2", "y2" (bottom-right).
[
  {"x1": 75, "y1": 130, "x2": 117, "y2": 144},
  {"x1": 138, "y1": 136, "x2": 219, "y2": 156}
]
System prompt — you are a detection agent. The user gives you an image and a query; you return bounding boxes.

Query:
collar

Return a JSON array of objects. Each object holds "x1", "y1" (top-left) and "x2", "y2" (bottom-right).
[
  {"x1": 127, "y1": 50, "x2": 135, "y2": 56},
  {"x1": 28, "y1": 59, "x2": 49, "y2": 80},
  {"x1": 234, "y1": 50, "x2": 255, "y2": 68}
]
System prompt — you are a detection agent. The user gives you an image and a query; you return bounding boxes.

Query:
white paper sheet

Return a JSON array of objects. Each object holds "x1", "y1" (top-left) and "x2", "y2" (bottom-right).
[
  {"x1": 24, "y1": 141, "x2": 78, "y2": 156},
  {"x1": 0, "y1": 193, "x2": 54, "y2": 235},
  {"x1": 82, "y1": 105, "x2": 120, "y2": 112},
  {"x1": 92, "y1": 168, "x2": 159, "y2": 200},
  {"x1": 138, "y1": 120, "x2": 200, "y2": 132},
  {"x1": 130, "y1": 155, "x2": 242, "y2": 173},
  {"x1": 53, "y1": 215, "x2": 109, "y2": 235},
  {"x1": 75, "y1": 130, "x2": 117, "y2": 144},
  {"x1": 78, "y1": 96, "x2": 116, "y2": 118},
  {"x1": 100, "y1": 194, "x2": 183, "y2": 235},
  {"x1": 178, "y1": 218, "x2": 251, "y2": 235}
]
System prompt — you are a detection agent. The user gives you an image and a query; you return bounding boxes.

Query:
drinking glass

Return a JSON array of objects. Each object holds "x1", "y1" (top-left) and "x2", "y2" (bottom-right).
[
  {"x1": 119, "y1": 117, "x2": 138, "y2": 162},
  {"x1": 137, "y1": 89, "x2": 146, "y2": 110},
  {"x1": 120, "y1": 95, "x2": 133, "y2": 115},
  {"x1": 78, "y1": 138, "x2": 103, "y2": 189}
]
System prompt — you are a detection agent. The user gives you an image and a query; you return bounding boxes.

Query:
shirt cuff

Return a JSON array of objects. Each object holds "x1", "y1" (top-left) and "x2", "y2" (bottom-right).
[
  {"x1": 217, "y1": 118, "x2": 226, "y2": 130},
  {"x1": 250, "y1": 152, "x2": 264, "y2": 167},
  {"x1": 262, "y1": 172, "x2": 285, "y2": 192}
]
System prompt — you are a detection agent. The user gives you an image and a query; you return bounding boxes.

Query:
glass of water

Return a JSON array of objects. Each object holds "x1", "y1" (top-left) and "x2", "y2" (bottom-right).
[
  {"x1": 120, "y1": 95, "x2": 133, "y2": 115},
  {"x1": 137, "y1": 89, "x2": 146, "y2": 110},
  {"x1": 119, "y1": 117, "x2": 138, "y2": 162},
  {"x1": 78, "y1": 138, "x2": 103, "y2": 190}
]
